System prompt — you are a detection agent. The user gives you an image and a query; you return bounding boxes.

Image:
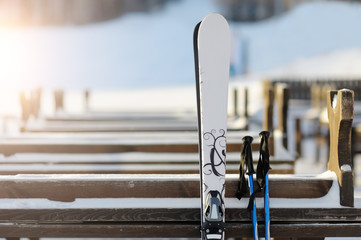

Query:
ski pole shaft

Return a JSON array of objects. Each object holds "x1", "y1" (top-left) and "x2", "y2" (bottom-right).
[
  {"x1": 259, "y1": 130, "x2": 271, "y2": 240},
  {"x1": 248, "y1": 174, "x2": 259, "y2": 240},
  {"x1": 242, "y1": 136, "x2": 258, "y2": 240},
  {"x1": 264, "y1": 172, "x2": 270, "y2": 240}
]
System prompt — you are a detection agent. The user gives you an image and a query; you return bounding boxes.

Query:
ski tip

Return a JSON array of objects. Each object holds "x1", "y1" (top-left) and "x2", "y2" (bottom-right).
[
  {"x1": 198, "y1": 13, "x2": 230, "y2": 36},
  {"x1": 193, "y1": 21, "x2": 201, "y2": 39},
  {"x1": 201, "y1": 13, "x2": 228, "y2": 25}
]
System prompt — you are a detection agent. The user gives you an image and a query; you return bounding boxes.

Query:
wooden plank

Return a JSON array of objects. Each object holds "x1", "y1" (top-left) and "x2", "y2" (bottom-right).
[
  {"x1": 263, "y1": 82, "x2": 274, "y2": 132},
  {"x1": 0, "y1": 207, "x2": 359, "y2": 223},
  {"x1": 0, "y1": 142, "x2": 198, "y2": 156},
  {"x1": 53, "y1": 89, "x2": 64, "y2": 112},
  {"x1": 2, "y1": 152, "x2": 294, "y2": 164},
  {"x1": 0, "y1": 174, "x2": 332, "y2": 201},
  {"x1": 0, "y1": 130, "x2": 257, "y2": 141},
  {"x1": 0, "y1": 163, "x2": 294, "y2": 175},
  {"x1": 0, "y1": 131, "x2": 263, "y2": 156},
  {"x1": 276, "y1": 83, "x2": 290, "y2": 149},
  {"x1": 0, "y1": 142, "x2": 252, "y2": 156},
  {"x1": 0, "y1": 222, "x2": 360, "y2": 238}
]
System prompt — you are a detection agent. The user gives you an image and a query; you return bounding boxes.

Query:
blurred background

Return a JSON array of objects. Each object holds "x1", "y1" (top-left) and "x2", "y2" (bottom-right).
[{"x1": 0, "y1": 0, "x2": 361, "y2": 116}]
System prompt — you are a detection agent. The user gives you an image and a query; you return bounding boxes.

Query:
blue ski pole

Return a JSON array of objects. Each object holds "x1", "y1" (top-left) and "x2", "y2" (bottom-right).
[
  {"x1": 258, "y1": 131, "x2": 271, "y2": 240},
  {"x1": 248, "y1": 173, "x2": 259, "y2": 240},
  {"x1": 242, "y1": 136, "x2": 258, "y2": 240},
  {"x1": 264, "y1": 172, "x2": 270, "y2": 239}
]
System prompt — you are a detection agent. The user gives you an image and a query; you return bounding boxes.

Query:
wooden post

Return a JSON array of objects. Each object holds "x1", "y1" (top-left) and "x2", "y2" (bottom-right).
[
  {"x1": 327, "y1": 89, "x2": 354, "y2": 207},
  {"x1": 233, "y1": 88, "x2": 238, "y2": 117},
  {"x1": 263, "y1": 81, "x2": 274, "y2": 156},
  {"x1": 84, "y1": 89, "x2": 90, "y2": 112},
  {"x1": 276, "y1": 84, "x2": 289, "y2": 150},
  {"x1": 31, "y1": 88, "x2": 42, "y2": 118},
  {"x1": 244, "y1": 88, "x2": 248, "y2": 118},
  {"x1": 54, "y1": 89, "x2": 64, "y2": 113},
  {"x1": 296, "y1": 118, "x2": 302, "y2": 157},
  {"x1": 321, "y1": 84, "x2": 335, "y2": 108},
  {"x1": 263, "y1": 84, "x2": 274, "y2": 132},
  {"x1": 19, "y1": 91, "x2": 31, "y2": 123},
  {"x1": 311, "y1": 84, "x2": 322, "y2": 109}
]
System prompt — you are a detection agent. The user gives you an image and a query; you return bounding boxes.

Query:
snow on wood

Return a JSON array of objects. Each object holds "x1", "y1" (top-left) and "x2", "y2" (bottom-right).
[{"x1": 0, "y1": 172, "x2": 353, "y2": 209}]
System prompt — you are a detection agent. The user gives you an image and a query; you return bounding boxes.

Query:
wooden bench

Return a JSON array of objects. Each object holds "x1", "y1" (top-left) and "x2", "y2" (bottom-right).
[
  {"x1": 266, "y1": 79, "x2": 361, "y2": 163},
  {"x1": 20, "y1": 88, "x2": 250, "y2": 132},
  {"x1": 0, "y1": 127, "x2": 296, "y2": 174},
  {"x1": 0, "y1": 172, "x2": 355, "y2": 239},
  {"x1": 9, "y1": 83, "x2": 297, "y2": 176},
  {"x1": 8, "y1": 84, "x2": 298, "y2": 174},
  {"x1": 285, "y1": 81, "x2": 361, "y2": 164},
  {"x1": 0, "y1": 89, "x2": 355, "y2": 239}
]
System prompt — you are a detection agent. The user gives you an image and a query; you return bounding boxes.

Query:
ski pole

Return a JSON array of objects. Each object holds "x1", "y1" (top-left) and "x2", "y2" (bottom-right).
[
  {"x1": 242, "y1": 136, "x2": 258, "y2": 240},
  {"x1": 249, "y1": 173, "x2": 258, "y2": 240},
  {"x1": 264, "y1": 172, "x2": 270, "y2": 240},
  {"x1": 258, "y1": 131, "x2": 271, "y2": 240}
]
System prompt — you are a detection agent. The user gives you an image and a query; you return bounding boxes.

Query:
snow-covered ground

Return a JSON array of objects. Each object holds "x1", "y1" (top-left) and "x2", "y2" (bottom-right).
[
  {"x1": 1, "y1": 0, "x2": 361, "y2": 115},
  {"x1": 1, "y1": 0, "x2": 361, "y2": 91}
]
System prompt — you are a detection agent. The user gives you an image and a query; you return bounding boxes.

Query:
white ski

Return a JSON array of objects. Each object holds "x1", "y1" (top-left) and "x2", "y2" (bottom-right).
[{"x1": 194, "y1": 13, "x2": 231, "y2": 240}]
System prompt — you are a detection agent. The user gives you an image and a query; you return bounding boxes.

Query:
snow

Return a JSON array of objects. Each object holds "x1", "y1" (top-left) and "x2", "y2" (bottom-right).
[
  {"x1": 0, "y1": 0, "x2": 361, "y2": 116},
  {"x1": 341, "y1": 164, "x2": 352, "y2": 172},
  {"x1": 1, "y1": 0, "x2": 361, "y2": 92},
  {"x1": 231, "y1": 1, "x2": 361, "y2": 76},
  {"x1": 0, "y1": 0, "x2": 219, "y2": 90},
  {"x1": 0, "y1": 172, "x2": 349, "y2": 209},
  {"x1": 332, "y1": 93, "x2": 338, "y2": 109}
]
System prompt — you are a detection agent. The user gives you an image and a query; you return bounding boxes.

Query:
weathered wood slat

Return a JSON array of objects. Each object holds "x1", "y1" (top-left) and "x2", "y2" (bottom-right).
[
  {"x1": 0, "y1": 164, "x2": 294, "y2": 175},
  {"x1": 2, "y1": 152, "x2": 293, "y2": 164},
  {"x1": 0, "y1": 174, "x2": 332, "y2": 201},
  {"x1": 0, "y1": 130, "x2": 266, "y2": 156},
  {"x1": 276, "y1": 84, "x2": 290, "y2": 149},
  {"x1": 0, "y1": 207, "x2": 359, "y2": 223},
  {"x1": 0, "y1": 142, "x2": 252, "y2": 156},
  {"x1": 0, "y1": 222, "x2": 360, "y2": 238}
]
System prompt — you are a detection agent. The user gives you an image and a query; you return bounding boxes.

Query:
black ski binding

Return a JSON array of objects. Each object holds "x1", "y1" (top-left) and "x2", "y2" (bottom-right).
[{"x1": 201, "y1": 191, "x2": 225, "y2": 239}]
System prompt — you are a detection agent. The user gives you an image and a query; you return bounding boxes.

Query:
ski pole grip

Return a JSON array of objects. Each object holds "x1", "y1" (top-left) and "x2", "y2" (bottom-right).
[
  {"x1": 242, "y1": 136, "x2": 255, "y2": 175},
  {"x1": 259, "y1": 130, "x2": 270, "y2": 139},
  {"x1": 259, "y1": 131, "x2": 271, "y2": 153}
]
